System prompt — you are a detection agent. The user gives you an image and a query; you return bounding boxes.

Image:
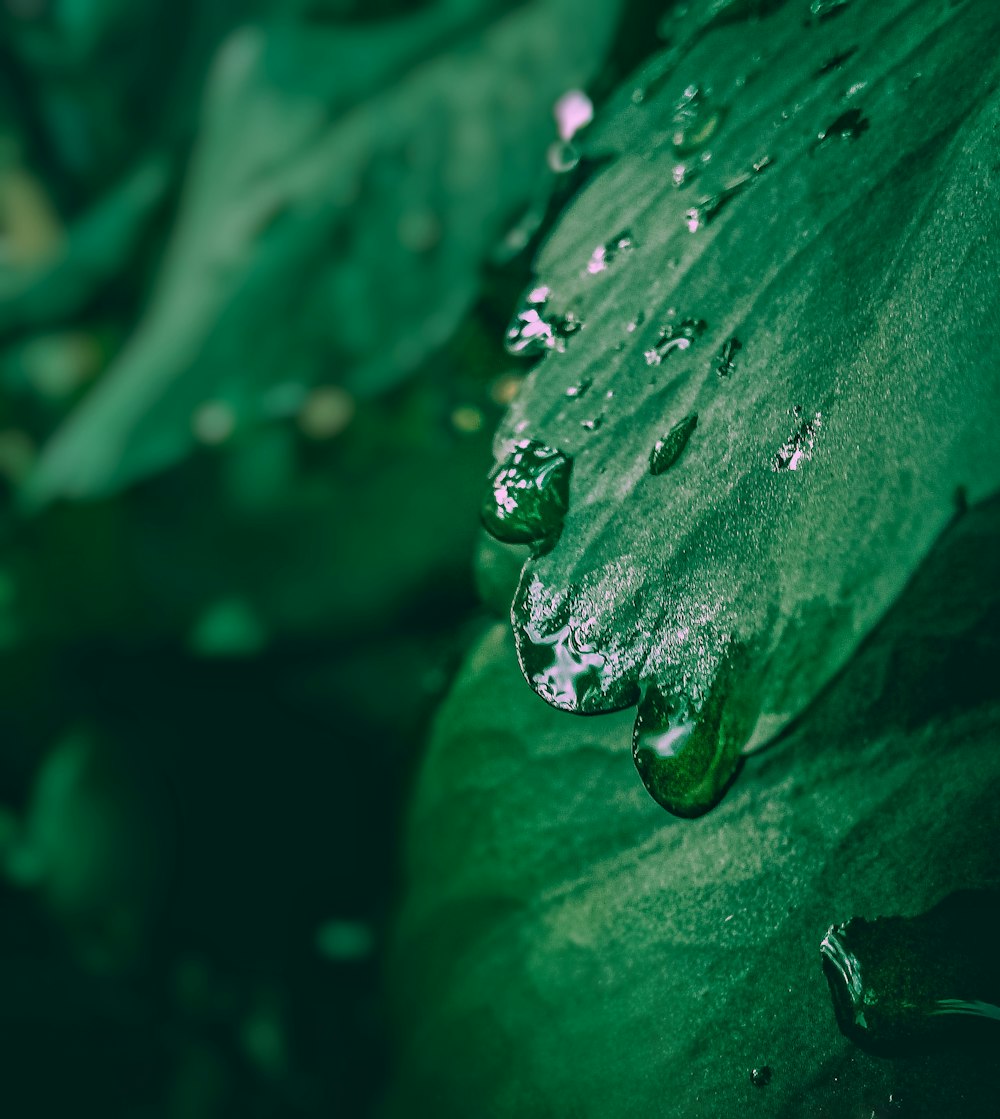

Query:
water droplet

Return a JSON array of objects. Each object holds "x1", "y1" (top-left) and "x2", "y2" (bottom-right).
[
  {"x1": 772, "y1": 409, "x2": 822, "y2": 470},
  {"x1": 809, "y1": 0, "x2": 853, "y2": 23},
  {"x1": 519, "y1": 619, "x2": 610, "y2": 712},
  {"x1": 505, "y1": 286, "x2": 581, "y2": 357},
  {"x1": 586, "y1": 230, "x2": 635, "y2": 275},
  {"x1": 685, "y1": 156, "x2": 772, "y2": 232},
  {"x1": 547, "y1": 140, "x2": 581, "y2": 173},
  {"x1": 672, "y1": 162, "x2": 698, "y2": 189},
  {"x1": 815, "y1": 107, "x2": 869, "y2": 146},
  {"x1": 554, "y1": 89, "x2": 594, "y2": 142},
  {"x1": 814, "y1": 47, "x2": 858, "y2": 77},
  {"x1": 581, "y1": 416, "x2": 603, "y2": 432},
  {"x1": 750, "y1": 1066, "x2": 773, "y2": 1087},
  {"x1": 650, "y1": 413, "x2": 698, "y2": 475},
  {"x1": 714, "y1": 336, "x2": 742, "y2": 378},
  {"x1": 671, "y1": 84, "x2": 722, "y2": 155},
  {"x1": 626, "y1": 311, "x2": 646, "y2": 333},
  {"x1": 821, "y1": 891, "x2": 1000, "y2": 1054},
  {"x1": 481, "y1": 440, "x2": 572, "y2": 545},
  {"x1": 632, "y1": 679, "x2": 743, "y2": 818},
  {"x1": 644, "y1": 319, "x2": 707, "y2": 365},
  {"x1": 565, "y1": 377, "x2": 592, "y2": 399}
]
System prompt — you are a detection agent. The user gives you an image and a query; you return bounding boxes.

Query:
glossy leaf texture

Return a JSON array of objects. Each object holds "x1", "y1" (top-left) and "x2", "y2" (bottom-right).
[
  {"x1": 486, "y1": 0, "x2": 1000, "y2": 802},
  {"x1": 24, "y1": 0, "x2": 622, "y2": 501},
  {"x1": 390, "y1": 493, "x2": 1000, "y2": 1117}
]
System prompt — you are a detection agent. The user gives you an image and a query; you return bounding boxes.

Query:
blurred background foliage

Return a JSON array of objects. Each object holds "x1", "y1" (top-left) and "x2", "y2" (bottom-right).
[{"x1": 0, "y1": 0, "x2": 647, "y2": 1113}]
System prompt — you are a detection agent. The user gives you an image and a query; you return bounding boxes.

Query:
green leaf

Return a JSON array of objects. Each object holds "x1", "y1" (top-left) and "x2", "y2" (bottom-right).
[
  {"x1": 24, "y1": 0, "x2": 622, "y2": 501},
  {"x1": 390, "y1": 493, "x2": 1000, "y2": 1116},
  {"x1": 482, "y1": 0, "x2": 1000, "y2": 811}
]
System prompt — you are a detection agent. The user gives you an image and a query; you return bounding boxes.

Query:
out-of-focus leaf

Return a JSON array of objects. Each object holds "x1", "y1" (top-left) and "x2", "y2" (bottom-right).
[
  {"x1": 25, "y1": 0, "x2": 623, "y2": 501},
  {"x1": 480, "y1": 0, "x2": 1000, "y2": 791},
  {"x1": 389, "y1": 493, "x2": 1000, "y2": 1117}
]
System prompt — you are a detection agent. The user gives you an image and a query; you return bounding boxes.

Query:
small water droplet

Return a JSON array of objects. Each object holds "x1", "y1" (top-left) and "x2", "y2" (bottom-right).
[
  {"x1": 553, "y1": 89, "x2": 594, "y2": 142},
  {"x1": 644, "y1": 319, "x2": 707, "y2": 365},
  {"x1": 481, "y1": 439, "x2": 572, "y2": 545},
  {"x1": 672, "y1": 162, "x2": 697, "y2": 188},
  {"x1": 671, "y1": 84, "x2": 722, "y2": 155},
  {"x1": 650, "y1": 413, "x2": 698, "y2": 475},
  {"x1": 815, "y1": 107, "x2": 869, "y2": 146},
  {"x1": 586, "y1": 230, "x2": 635, "y2": 275},
  {"x1": 581, "y1": 416, "x2": 603, "y2": 431},
  {"x1": 772, "y1": 410, "x2": 822, "y2": 470},
  {"x1": 505, "y1": 286, "x2": 581, "y2": 357},
  {"x1": 565, "y1": 377, "x2": 592, "y2": 399},
  {"x1": 814, "y1": 47, "x2": 858, "y2": 77},
  {"x1": 626, "y1": 311, "x2": 646, "y2": 333},
  {"x1": 685, "y1": 156, "x2": 772, "y2": 232},
  {"x1": 750, "y1": 1066, "x2": 773, "y2": 1088},
  {"x1": 547, "y1": 139, "x2": 581, "y2": 173},
  {"x1": 632, "y1": 679, "x2": 742, "y2": 817},
  {"x1": 714, "y1": 336, "x2": 742, "y2": 378},
  {"x1": 809, "y1": 0, "x2": 853, "y2": 23},
  {"x1": 821, "y1": 891, "x2": 1000, "y2": 1054}
]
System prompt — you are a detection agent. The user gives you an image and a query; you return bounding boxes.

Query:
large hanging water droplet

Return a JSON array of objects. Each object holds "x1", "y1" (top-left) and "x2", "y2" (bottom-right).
[
  {"x1": 481, "y1": 440, "x2": 572, "y2": 546},
  {"x1": 586, "y1": 230, "x2": 635, "y2": 275},
  {"x1": 650, "y1": 413, "x2": 698, "y2": 475},
  {"x1": 505, "y1": 285, "x2": 581, "y2": 357},
  {"x1": 671, "y1": 85, "x2": 722, "y2": 156},
  {"x1": 518, "y1": 619, "x2": 611, "y2": 712},
  {"x1": 632, "y1": 680, "x2": 743, "y2": 818},
  {"x1": 644, "y1": 318, "x2": 707, "y2": 365},
  {"x1": 820, "y1": 891, "x2": 1000, "y2": 1055},
  {"x1": 772, "y1": 407, "x2": 822, "y2": 470}
]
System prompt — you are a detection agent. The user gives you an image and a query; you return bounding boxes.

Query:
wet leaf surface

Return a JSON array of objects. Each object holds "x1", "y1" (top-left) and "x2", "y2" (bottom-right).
[
  {"x1": 391, "y1": 493, "x2": 1000, "y2": 1117},
  {"x1": 484, "y1": 0, "x2": 1000, "y2": 810}
]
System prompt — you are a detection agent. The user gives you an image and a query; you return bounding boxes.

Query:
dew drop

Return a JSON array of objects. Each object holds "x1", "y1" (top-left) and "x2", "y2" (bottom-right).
[
  {"x1": 815, "y1": 107, "x2": 869, "y2": 146},
  {"x1": 481, "y1": 439, "x2": 572, "y2": 546},
  {"x1": 632, "y1": 680, "x2": 743, "y2": 818},
  {"x1": 671, "y1": 84, "x2": 722, "y2": 155},
  {"x1": 553, "y1": 89, "x2": 594, "y2": 142},
  {"x1": 581, "y1": 416, "x2": 603, "y2": 432},
  {"x1": 505, "y1": 285, "x2": 581, "y2": 357},
  {"x1": 519, "y1": 619, "x2": 610, "y2": 713},
  {"x1": 821, "y1": 891, "x2": 1000, "y2": 1055},
  {"x1": 547, "y1": 139, "x2": 581, "y2": 173},
  {"x1": 565, "y1": 377, "x2": 592, "y2": 399},
  {"x1": 750, "y1": 1066, "x2": 773, "y2": 1088},
  {"x1": 714, "y1": 336, "x2": 742, "y2": 378},
  {"x1": 772, "y1": 409, "x2": 822, "y2": 471},
  {"x1": 650, "y1": 412, "x2": 698, "y2": 475},
  {"x1": 644, "y1": 318, "x2": 707, "y2": 365},
  {"x1": 809, "y1": 0, "x2": 853, "y2": 23},
  {"x1": 814, "y1": 47, "x2": 858, "y2": 76},
  {"x1": 586, "y1": 230, "x2": 635, "y2": 275}
]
